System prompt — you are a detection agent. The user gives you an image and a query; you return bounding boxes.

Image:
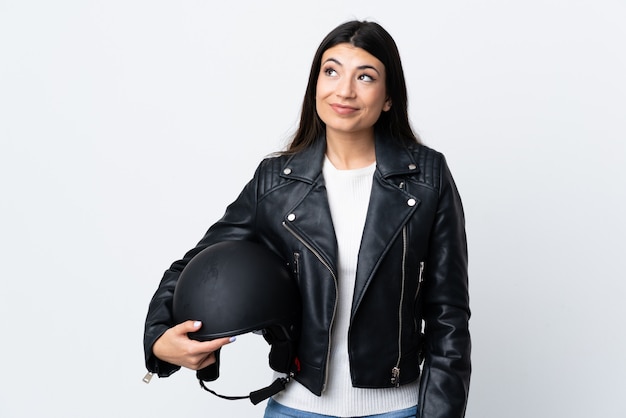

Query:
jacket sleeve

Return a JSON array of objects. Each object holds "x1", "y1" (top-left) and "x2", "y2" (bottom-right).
[
  {"x1": 143, "y1": 161, "x2": 263, "y2": 377},
  {"x1": 418, "y1": 156, "x2": 471, "y2": 418}
]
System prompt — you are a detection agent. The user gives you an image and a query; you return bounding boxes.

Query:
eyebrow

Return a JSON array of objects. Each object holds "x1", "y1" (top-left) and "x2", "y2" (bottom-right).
[{"x1": 322, "y1": 57, "x2": 381, "y2": 76}]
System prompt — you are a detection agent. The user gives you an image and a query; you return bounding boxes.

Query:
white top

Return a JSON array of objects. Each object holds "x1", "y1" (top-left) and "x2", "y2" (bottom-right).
[{"x1": 271, "y1": 156, "x2": 419, "y2": 416}]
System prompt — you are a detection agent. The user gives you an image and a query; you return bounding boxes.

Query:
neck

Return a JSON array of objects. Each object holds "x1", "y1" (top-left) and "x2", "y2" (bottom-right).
[{"x1": 325, "y1": 130, "x2": 376, "y2": 170}]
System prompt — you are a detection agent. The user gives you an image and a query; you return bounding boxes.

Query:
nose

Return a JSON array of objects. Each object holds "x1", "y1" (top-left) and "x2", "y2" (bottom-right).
[{"x1": 336, "y1": 77, "x2": 355, "y2": 99}]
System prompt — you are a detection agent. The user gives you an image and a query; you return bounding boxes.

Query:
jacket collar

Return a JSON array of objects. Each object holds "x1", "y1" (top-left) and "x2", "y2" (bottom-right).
[
  {"x1": 279, "y1": 131, "x2": 423, "y2": 318},
  {"x1": 281, "y1": 132, "x2": 421, "y2": 183},
  {"x1": 374, "y1": 133, "x2": 421, "y2": 178}
]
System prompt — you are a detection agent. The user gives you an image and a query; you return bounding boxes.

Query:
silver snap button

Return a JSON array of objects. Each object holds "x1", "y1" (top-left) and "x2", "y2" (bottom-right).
[
  {"x1": 287, "y1": 213, "x2": 296, "y2": 221},
  {"x1": 283, "y1": 168, "x2": 292, "y2": 175},
  {"x1": 408, "y1": 164, "x2": 416, "y2": 170},
  {"x1": 407, "y1": 198, "x2": 416, "y2": 207}
]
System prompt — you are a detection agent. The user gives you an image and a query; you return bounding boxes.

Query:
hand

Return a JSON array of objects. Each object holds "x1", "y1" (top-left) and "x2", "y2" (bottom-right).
[{"x1": 152, "y1": 320, "x2": 235, "y2": 370}]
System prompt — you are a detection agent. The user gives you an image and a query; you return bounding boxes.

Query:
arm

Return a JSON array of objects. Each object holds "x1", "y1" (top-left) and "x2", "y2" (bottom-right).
[
  {"x1": 143, "y1": 162, "x2": 263, "y2": 377},
  {"x1": 419, "y1": 157, "x2": 471, "y2": 418}
]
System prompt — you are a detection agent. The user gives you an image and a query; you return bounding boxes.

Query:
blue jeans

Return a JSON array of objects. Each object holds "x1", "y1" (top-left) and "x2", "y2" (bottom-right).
[{"x1": 264, "y1": 398, "x2": 418, "y2": 418}]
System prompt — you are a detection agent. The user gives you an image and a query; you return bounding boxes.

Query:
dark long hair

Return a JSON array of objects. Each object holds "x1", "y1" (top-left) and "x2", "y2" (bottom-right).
[{"x1": 286, "y1": 20, "x2": 419, "y2": 153}]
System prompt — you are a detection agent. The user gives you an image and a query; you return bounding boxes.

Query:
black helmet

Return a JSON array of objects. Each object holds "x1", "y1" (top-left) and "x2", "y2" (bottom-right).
[{"x1": 172, "y1": 240, "x2": 301, "y2": 404}]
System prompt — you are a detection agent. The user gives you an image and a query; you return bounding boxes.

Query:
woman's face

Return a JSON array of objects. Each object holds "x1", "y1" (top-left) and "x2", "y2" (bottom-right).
[{"x1": 315, "y1": 43, "x2": 391, "y2": 140}]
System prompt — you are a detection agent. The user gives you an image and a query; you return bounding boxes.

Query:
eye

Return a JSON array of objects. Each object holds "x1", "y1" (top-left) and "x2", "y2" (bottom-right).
[
  {"x1": 358, "y1": 74, "x2": 375, "y2": 82},
  {"x1": 323, "y1": 67, "x2": 338, "y2": 77}
]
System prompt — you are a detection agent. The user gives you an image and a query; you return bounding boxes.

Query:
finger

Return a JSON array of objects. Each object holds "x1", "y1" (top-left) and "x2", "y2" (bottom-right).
[
  {"x1": 194, "y1": 336, "x2": 237, "y2": 352},
  {"x1": 197, "y1": 352, "x2": 217, "y2": 369},
  {"x1": 175, "y1": 320, "x2": 203, "y2": 334},
  {"x1": 189, "y1": 337, "x2": 235, "y2": 370},
  {"x1": 177, "y1": 321, "x2": 236, "y2": 348}
]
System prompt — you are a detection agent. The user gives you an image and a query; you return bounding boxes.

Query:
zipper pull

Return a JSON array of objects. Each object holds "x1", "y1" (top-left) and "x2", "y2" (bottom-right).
[
  {"x1": 293, "y1": 252, "x2": 300, "y2": 276},
  {"x1": 391, "y1": 367, "x2": 400, "y2": 387},
  {"x1": 142, "y1": 371, "x2": 154, "y2": 384}
]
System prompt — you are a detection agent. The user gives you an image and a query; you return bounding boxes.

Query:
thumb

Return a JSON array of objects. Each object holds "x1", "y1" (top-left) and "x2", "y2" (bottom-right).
[
  {"x1": 177, "y1": 320, "x2": 237, "y2": 347},
  {"x1": 176, "y1": 319, "x2": 203, "y2": 334}
]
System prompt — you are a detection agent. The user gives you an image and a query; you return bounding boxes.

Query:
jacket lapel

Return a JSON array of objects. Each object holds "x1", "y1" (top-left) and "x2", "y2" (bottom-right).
[
  {"x1": 279, "y1": 135, "x2": 422, "y2": 314},
  {"x1": 280, "y1": 139, "x2": 338, "y2": 273},
  {"x1": 351, "y1": 135, "x2": 421, "y2": 314}
]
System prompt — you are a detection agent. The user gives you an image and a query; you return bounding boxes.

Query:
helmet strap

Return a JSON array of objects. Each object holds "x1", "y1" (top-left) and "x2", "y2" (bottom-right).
[
  {"x1": 198, "y1": 373, "x2": 292, "y2": 405},
  {"x1": 195, "y1": 326, "x2": 299, "y2": 405}
]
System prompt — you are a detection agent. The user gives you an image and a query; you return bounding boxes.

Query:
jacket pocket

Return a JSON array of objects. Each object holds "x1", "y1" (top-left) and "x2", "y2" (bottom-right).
[{"x1": 413, "y1": 261, "x2": 425, "y2": 333}]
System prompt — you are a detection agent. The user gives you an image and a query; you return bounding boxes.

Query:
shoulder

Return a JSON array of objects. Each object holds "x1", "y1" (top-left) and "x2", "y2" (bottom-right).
[
  {"x1": 252, "y1": 153, "x2": 293, "y2": 196},
  {"x1": 406, "y1": 141, "x2": 444, "y2": 163},
  {"x1": 404, "y1": 142, "x2": 448, "y2": 188}
]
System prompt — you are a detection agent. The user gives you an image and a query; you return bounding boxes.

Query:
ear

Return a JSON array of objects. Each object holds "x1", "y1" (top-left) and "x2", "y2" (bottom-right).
[{"x1": 383, "y1": 98, "x2": 392, "y2": 112}]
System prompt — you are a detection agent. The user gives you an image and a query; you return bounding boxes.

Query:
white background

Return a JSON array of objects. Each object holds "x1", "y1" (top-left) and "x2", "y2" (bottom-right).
[{"x1": 1, "y1": 1, "x2": 625, "y2": 417}]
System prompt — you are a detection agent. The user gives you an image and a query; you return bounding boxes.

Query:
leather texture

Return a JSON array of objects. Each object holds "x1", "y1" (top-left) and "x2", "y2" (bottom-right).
[{"x1": 144, "y1": 133, "x2": 471, "y2": 417}]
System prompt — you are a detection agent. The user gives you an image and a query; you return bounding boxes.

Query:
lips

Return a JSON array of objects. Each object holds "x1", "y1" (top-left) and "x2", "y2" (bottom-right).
[{"x1": 330, "y1": 103, "x2": 358, "y2": 115}]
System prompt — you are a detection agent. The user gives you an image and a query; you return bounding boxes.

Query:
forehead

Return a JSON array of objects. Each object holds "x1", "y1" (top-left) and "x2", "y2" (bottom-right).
[{"x1": 321, "y1": 43, "x2": 385, "y2": 70}]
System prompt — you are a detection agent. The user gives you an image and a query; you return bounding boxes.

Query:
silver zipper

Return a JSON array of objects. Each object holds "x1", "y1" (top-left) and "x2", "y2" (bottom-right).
[
  {"x1": 293, "y1": 251, "x2": 301, "y2": 278},
  {"x1": 392, "y1": 181, "x2": 408, "y2": 387},
  {"x1": 391, "y1": 225, "x2": 408, "y2": 387},
  {"x1": 142, "y1": 371, "x2": 153, "y2": 384},
  {"x1": 417, "y1": 261, "x2": 425, "y2": 292},
  {"x1": 391, "y1": 366, "x2": 401, "y2": 386},
  {"x1": 282, "y1": 220, "x2": 338, "y2": 392},
  {"x1": 414, "y1": 261, "x2": 425, "y2": 332}
]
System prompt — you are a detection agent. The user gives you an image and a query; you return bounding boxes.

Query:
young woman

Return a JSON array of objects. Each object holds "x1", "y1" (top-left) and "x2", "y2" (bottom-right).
[{"x1": 144, "y1": 20, "x2": 471, "y2": 418}]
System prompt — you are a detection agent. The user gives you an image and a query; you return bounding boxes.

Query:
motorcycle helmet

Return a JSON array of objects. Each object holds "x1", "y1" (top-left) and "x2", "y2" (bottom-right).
[{"x1": 172, "y1": 240, "x2": 301, "y2": 404}]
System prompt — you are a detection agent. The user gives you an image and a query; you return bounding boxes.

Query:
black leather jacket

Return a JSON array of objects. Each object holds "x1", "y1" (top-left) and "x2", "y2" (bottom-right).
[{"x1": 144, "y1": 134, "x2": 471, "y2": 417}]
